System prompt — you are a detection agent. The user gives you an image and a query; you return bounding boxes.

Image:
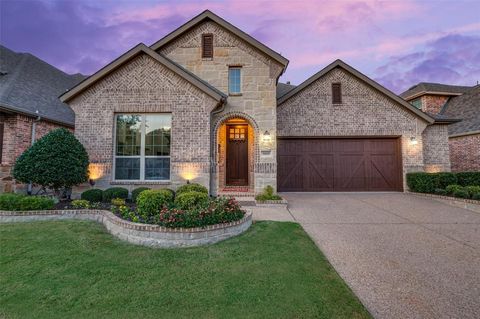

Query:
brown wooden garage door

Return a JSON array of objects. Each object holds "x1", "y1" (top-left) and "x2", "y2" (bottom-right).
[{"x1": 277, "y1": 138, "x2": 402, "y2": 192}]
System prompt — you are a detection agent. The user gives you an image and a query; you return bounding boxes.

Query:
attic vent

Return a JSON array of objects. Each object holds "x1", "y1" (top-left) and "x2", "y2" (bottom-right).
[
  {"x1": 202, "y1": 34, "x2": 213, "y2": 59},
  {"x1": 332, "y1": 83, "x2": 342, "y2": 104}
]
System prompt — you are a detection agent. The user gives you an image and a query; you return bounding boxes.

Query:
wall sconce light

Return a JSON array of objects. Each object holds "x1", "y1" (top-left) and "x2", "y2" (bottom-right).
[
  {"x1": 410, "y1": 137, "x2": 418, "y2": 145},
  {"x1": 262, "y1": 131, "x2": 272, "y2": 144}
]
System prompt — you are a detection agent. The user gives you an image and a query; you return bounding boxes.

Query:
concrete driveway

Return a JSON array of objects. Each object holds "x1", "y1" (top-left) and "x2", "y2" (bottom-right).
[{"x1": 282, "y1": 193, "x2": 480, "y2": 319}]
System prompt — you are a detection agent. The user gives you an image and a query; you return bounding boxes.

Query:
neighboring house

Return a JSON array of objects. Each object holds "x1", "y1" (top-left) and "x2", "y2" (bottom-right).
[
  {"x1": 401, "y1": 83, "x2": 479, "y2": 172},
  {"x1": 60, "y1": 10, "x2": 452, "y2": 195},
  {"x1": 0, "y1": 45, "x2": 85, "y2": 192}
]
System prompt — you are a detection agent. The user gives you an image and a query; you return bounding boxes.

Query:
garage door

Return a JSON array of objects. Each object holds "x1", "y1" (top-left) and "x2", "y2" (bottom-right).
[{"x1": 277, "y1": 138, "x2": 402, "y2": 192}]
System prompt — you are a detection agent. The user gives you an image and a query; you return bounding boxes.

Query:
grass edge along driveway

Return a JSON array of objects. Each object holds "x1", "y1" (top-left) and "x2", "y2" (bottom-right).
[{"x1": 0, "y1": 220, "x2": 371, "y2": 319}]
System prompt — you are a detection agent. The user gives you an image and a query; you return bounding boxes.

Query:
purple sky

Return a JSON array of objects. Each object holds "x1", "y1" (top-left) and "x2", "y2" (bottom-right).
[{"x1": 1, "y1": 0, "x2": 480, "y2": 94}]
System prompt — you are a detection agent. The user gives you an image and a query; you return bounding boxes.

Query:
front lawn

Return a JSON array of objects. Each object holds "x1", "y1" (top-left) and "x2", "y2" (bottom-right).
[{"x1": 0, "y1": 221, "x2": 370, "y2": 319}]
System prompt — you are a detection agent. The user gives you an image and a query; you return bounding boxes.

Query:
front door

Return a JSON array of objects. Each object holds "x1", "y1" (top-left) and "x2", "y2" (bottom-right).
[{"x1": 226, "y1": 124, "x2": 248, "y2": 186}]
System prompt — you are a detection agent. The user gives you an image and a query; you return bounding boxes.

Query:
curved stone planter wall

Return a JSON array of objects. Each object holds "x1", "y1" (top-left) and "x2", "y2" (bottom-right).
[{"x1": 0, "y1": 209, "x2": 252, "y2": 248}]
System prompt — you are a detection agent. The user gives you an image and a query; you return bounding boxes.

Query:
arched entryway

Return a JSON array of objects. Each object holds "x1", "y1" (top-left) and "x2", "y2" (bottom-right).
[{"x1": 213, "y1": 114, "x2": 257, "y2": 194}]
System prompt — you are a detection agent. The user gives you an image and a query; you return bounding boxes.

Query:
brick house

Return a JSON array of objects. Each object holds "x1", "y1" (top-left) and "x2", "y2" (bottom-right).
[
  {"x1": 61, "y1": 10, "x2": 453, "y2": 195},
  {"x1": 0, "y1": 45, "x2": 85, "y2": 192},
  {"x1": 401, "y1": 83, "x2": 479, "y2": 172}
]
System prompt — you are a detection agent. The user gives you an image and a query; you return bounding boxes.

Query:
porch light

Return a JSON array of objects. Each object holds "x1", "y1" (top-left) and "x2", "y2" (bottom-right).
[
  {"x1": 410, "y1": 137, "x2": 418, "y2": 145},
  {"x1": 262, "y1": 131, "x2": 272, "y2": 143},
  {"x1": 88, "y1": 163, "x2": 104, "y2": 187}
]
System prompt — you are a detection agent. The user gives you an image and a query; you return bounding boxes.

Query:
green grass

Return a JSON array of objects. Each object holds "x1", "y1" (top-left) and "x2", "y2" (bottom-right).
[{"x1": 0, "y1": 221, "x2": 370, "y2": 319}]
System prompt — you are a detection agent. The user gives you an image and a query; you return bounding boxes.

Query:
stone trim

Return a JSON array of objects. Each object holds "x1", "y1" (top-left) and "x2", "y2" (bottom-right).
[
  {"x1": 0, "y1": 209, "x2": 252, "y2": 248},
  {"x1": 408, "y1": 192, "x2": 480, "y2": 214},
  {"x1": 255, "y1": 199, "x2": 288, "y2": 207}
]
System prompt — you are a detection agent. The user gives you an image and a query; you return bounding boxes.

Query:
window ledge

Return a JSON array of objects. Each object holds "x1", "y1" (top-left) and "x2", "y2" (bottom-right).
[
  {"x1": 111, "y1": 180, "x2": 172, "y2": 185},
  {"x1": 229, "y1": 93, "x2": 243, "y2": 97}
]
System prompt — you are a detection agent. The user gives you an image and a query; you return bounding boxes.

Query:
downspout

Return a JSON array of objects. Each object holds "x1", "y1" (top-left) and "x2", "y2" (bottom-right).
[
  {"x1": 209, "y1": 97, "x2": 226, "y2": 196},
  {"x1": 27, "y1": 111, "x2": 41, "y2": 195}
]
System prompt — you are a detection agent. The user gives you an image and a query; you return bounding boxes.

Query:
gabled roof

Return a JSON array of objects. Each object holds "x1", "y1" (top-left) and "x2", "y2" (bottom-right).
[
  {"x1": 277, "y1": 59, "x2": 434, "y2": 124},
  {"x1": 0, "y1": 45, "x2": 85, "y2": 126},
  {"x1": 277, "y1": 82, "x2": 296, "y2": 100},
  {"x1": 150, "y1": 10, "x2": 289, "y2": 71},
  {"x1": 60, "y1": 43, "x2": 226, "y2": 103},
  {"x1": 441, "y1": 85, "x2": 480, "y2": 136},
  {"x1": 400, "y1": 82, "x2": 473, "y2": 100}
]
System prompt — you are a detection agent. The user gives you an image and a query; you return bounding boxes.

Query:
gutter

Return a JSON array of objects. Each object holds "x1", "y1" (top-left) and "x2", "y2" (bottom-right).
[
  {"x1": 0, "y1": 103, "x2": 74, "y2": 128},
  {"x1": 209, "y1": 97, "x2": 227, "y2": 196},
  {"x1": 27, "y1": 111, "x2": 42, "y2": 195}
]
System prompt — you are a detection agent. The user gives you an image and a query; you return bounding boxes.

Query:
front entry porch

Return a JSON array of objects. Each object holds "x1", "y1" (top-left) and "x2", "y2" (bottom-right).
[{"x1": 215, "y1": 117, "x2": 255, "y2": 196}]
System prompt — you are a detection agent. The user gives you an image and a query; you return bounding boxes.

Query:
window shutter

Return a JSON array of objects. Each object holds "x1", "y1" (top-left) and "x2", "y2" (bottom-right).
[
  {"x1": 202, "y1": 34, "x2": 213, "y2": 58},
  {"x1": 332, "y1": 83, "x2": 342, "y2": 104}
]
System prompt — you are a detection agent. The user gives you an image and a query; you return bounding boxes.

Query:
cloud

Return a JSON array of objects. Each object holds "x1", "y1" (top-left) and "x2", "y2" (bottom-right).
[{"x1": 374, "y1": 34, "x2": 480, "y2": 94}]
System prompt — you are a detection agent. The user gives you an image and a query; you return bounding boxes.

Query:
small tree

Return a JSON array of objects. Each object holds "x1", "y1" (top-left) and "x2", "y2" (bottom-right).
[{"x1": 13, "y1": 128, "x2": 89, "y2": 191}]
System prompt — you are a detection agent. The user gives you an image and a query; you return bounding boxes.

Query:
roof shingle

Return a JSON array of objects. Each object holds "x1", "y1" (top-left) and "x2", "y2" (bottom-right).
[
  {"x1": 0, "y1": 45, "x2": 86, "y2": 126},
  {"x1": 400, "y1": 82, "x2": 473, "y2": 100},
  {"x1": 441, "y1": 85, "x2": 480, "y2": 135}
]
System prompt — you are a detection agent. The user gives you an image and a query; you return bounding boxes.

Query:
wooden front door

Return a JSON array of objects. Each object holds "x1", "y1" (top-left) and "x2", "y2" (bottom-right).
[{"x1": 226, "y1": 125, "x2": 248, "y2": 186}]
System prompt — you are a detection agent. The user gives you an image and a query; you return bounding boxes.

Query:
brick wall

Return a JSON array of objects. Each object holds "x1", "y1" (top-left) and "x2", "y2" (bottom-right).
[
  {"x1": 449, "y1": 134, "x2": 480, "y2": 172},
  {"x1": 422, "y1": 124, "x2": 451, "y2": 172},
  {"x1": 0, "y1": 113, "x2": 72, "y2": 192},
  {"x1": 68, "y1": 54, "x2": 218, "y2": 194},
  {"x1": 277, "y1": 67, "x2": 451, "y2": 189},
  {"x1": 158, "y1": 20, "x2": 283, "y2": 194},
  {"x1": 419, "y1": 95, "x2": 449, "y2": 115}
]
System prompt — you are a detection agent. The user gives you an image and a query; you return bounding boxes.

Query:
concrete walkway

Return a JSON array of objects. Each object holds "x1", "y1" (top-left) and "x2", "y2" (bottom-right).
[{"x1": 279, "y1": 193, "x2": 480, "y2": 319}]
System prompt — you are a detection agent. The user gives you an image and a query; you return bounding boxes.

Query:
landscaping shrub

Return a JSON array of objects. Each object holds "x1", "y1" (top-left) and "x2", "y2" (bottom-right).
[
  {"x1": 111, "y1": 198, "x2": 126, "y2": 207},
  {"x1": 453, "y1": 189, "x2": 470, "y2": 199},
  {"x1": 435, "y1": 173, "x2": 458, "y2": 189},
  {"x1": 103, "y1": 187, "x2": 128, "y2": 202},
  {"x1": 456, "y1": 172, "x2": 480, "y2": 187},
  {"x1": 131, "y1": 187, "x2": 150, "y2": 203},
  {"x1": 445, "y1": 184, "x2": 463, "y2": 195},
  {"x1": 434, "y1": 188, "x2": 447, "y2": 196},
  {"x1": 71, "y1": 199, "x2": 90, "y2": 209},
  {"x1": 472, "y1": 193, "x2": 480, "y2": 200},
  {"x1": 136, "y1": 189, "x2": 174, "y2": 220},
  {"x1": 12, "y1": 128, "x2": 89, "y2": 191},
  {"x1": 81, "y1": 189, "x2": 103, "y2": 202},
  {"x1": 255, "y1": 185, "x2": 282, "y2": 201},
  {"x1": 155, "y1": 196, "x2": 244, "y2": 228},
  {"x1": 465, "y1": 186, "x2": 480, "y2": 197},
  {"x1": 174, "y1": 191, "x2": 209, "y2": 210},
  {"x1": 406, "y1": 173, "x2": 436, "y2": 193},
  {"x1": 18, "y1": 196, "x2": 55, "y2": 211},
  {"x1": 176, "y1": 183, "x2": 208, "y2": 195},
  {"x1": 0, "y1": 193, "x2": 23, "y2": 210}
]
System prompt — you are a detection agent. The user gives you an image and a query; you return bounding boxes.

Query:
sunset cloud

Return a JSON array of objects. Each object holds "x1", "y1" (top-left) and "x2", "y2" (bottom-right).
[{"x1": 1, "y1": 0, "x2": 479, "y2": 93}]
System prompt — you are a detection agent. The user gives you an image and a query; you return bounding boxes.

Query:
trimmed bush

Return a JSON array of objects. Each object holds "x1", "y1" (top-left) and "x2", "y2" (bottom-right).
[
  {"x1": 456, "y1": 172, "x2": 480, "y2": 187},
  {"x1": 71, "y1": 199, "x2": 90, "y2": 209},
  {"x1": 103, "y1": 187, "x2": 128, "y2": 202},
  {"x1": 255, "y1": 185, "x2": 282, "y2": 201},
  {"x1": 0, "y1": 194, "x2": 23, "y2": 210},
  {"x1": 453, "y1": 189, "x2": 470, "y2": 199},
  {"x1": 136, "y1": 189, "x2": 174, "y2": 220},
  {"x1": 174, "y1": 191, "x2": 209, "y2": 210},
  {"x1": 0, "y1": 194, "x2": 54, "y2": 211},
  {"x1": 81, "y1": 189, "x2": 103, "y2": 202},
  {"x1": 407, "y1": 172, "x2": 480, "y2": 193},
  {"x1": 465, "y1": 186, "x2": 480, "y2": 197},
  {"x1": 176, "y1": 183, "x2": 208, "y2": 195},
  {"x1": 18, "y1": 196, "x2": 55, "y2": 211},
  {"x1": 472, "y1": 193, "x2": 480, "y2": 200},
  {"x1": 12, "y1": 128, "x2": 89, "y2": 190},
  {"x1": 131, "y1": 187, "x2": 150, "y2": 203},
  {"x1": 445, "y1": 184, "x2": 463, "y2": 195}
]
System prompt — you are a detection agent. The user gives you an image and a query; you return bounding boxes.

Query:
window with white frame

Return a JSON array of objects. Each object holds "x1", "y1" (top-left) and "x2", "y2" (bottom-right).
[
  {"x1": 228, "y1": 67, "x2": 241, "y2": 94},
  {"x1": 114, "y1": 114, "x2": 171, "y2": 181}
]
